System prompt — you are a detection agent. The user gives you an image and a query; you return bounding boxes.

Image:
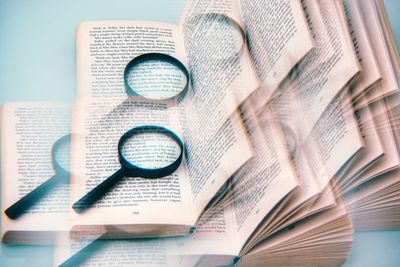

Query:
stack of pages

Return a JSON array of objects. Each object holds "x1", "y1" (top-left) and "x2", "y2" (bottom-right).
[{"x1": 1, "y1": 0, "x2": 399, "y2": 266}]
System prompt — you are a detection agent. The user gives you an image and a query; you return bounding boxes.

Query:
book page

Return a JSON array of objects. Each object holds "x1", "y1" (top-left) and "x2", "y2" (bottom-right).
[
  {"x1": 357, "y1": 0, "x2": 399, "y2": 99},
  {"x1": 241, "y1": 196, "x2": 352, "y2": 267},
  {"x1": 301, "y1": 92, "x2": 363, "y2": 190},
  {"x1": 345, "y1": 99, "x2": 400, "y2": 190},
  {"x1": 272, "y1": 80, "x2": 363, "y2": 191},
  {"x1": 258, "y1": 185, "x2": 336, "y2": 239},
  {"x1": 345, "y1": 168, "x2": 400, "y2": 230},
  {"x1": 76, "y1": 21, "x2": 188, "y2": 98},
  {"x1": 227, "y1": 104, "x2": 298, "y2": 249},
  {"x1": 287, "y1": 0, "x2": 360, "y2": 137},
  {"x1": 374, "y1": 0, "x2": 400, "y2": 88},
  {"x1": 338, "y1": 101, "x2": 384, "y2": 191},
  {"x1": 75, "y1": 20, "x2": 254, "y2": 231},
  {"x1": 176, "y1": 0, "x2": 255, "y2": 218},
  {"x1": 177, "y1": 102, "x2": 298, "y2": 257},
  {"x1": 240, "y1": 0, "x2": 314, "y2": 103},
  {"x1": 242, "y1": 152, "x2": 336, "y2": 252},
  {"x1": 242, "y1": 93, "x2": 358, "y2": 250},
  {"x1": 384, "y1": 93, "x2": 400, "y2": 154},
  {"x1": 343, "y1": 0, "x2": 381, "y2": 99},
  {"x1": 1, "y1": 102, "x2": 70, "y2": 241},
  {"x1": 180, "y1": 0, "x2": 259, "y2": 116},
  {"x1": 181, "y1": 108, "x2": 253, "y2": 216},
  {"x1": 345, "y1": 169, "x2": 400, "y2": 209},
  {"x1": 69, "y1": 98, "x2": 195, "y2": 235},
  {"x1": 178, "y1": 205, "x2": 243, "y2": 257}
]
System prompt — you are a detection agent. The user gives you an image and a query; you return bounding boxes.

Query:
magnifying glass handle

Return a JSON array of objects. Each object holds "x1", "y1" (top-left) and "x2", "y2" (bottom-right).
[
  {"x1": 72, "y1": 168, "x2": 126, "y2": 213},
  {"x1": 4, "y1": 174, "x2": 63, "y2": 219},
  {"x1": 58, "y1": 234, "x2": 107, "y2": 267}
]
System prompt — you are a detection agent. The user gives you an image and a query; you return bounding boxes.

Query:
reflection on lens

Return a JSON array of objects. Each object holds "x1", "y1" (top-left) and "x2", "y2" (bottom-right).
[
  {"x1": 54, "y1": 139, "x2": 71, "y2": 171},
  {"x1": 126, "y1": 59, "x2": 187, "y2": 100},
  {"x1": 121, "y1": 132, "x2": 182, "y2": 169}
]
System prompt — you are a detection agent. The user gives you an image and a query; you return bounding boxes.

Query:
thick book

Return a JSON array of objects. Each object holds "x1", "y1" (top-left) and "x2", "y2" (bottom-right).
[
  {"x1": 60, "y1": 0, "x2": 363, "y2": 265},
  {"x1": 68, "y1": 0, "x2": 317, "y2": 239},
  {"x1": 2, "y1": 0, "x2": 399, "y2": 266}
]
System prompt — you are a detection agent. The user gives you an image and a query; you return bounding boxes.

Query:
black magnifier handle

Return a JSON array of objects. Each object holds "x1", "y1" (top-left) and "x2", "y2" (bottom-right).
[
  {"x1": 58, "y1": 235, "x2": 107, "y2": 267},
  {"x1": 72, "y1": 168, "x2": 127, "y2": 213},
  {"x1": 5, "y1": 174, "x2": 64, "y2": 219}
]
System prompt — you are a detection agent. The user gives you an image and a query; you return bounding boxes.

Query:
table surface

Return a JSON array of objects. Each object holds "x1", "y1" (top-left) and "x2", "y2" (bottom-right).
[{"x1": 0, "y1": 0, "x2": 399, "y2": 266}]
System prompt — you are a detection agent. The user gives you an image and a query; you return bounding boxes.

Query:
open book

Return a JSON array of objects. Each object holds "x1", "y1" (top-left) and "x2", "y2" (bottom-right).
[
  {"x1": 336, "y1": 0, "x2": 400, "y2": 230},
  {"x1": 54, "y1": 102, "x2": 353, "y2": 267},
  {"x1": 2, "y1": 0, "x2": 399, "y2": 266},
  {"x1": 59, "y1": 0, "x2": 364, "y2": 264},
  {"x1": 68, "y1": 0, "x2": 317, "y2": 239}
]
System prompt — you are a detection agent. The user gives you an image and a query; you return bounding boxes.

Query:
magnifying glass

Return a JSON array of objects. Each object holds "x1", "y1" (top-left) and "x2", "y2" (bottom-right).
[
  {"x1": 124, "y1": 53, "x2": 190, "y2": 101},
  {"x1": 185, "y1": 13, "x2": 245, "y2": 62},
  {"x1": 4, "y1": 134, "x2": 71, "y2": 220},
  {"x1": 72, "y1": 125, "x2": 184, "y2": 213}
]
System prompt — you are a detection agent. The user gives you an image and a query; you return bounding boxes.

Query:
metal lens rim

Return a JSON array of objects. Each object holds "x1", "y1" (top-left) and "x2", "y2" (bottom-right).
[
  {"x1": 117, "y1": 125, "x2": 184, "y2": 179},
  {"x1": 51, "y1": 134, "x2": 71, "y2": 176},
  {"x1": 185, "y1": 12, "x2": 246, "y2": 58},
  {"x1": 123, "y1": 53, "x2": 190, "y2": 101}
]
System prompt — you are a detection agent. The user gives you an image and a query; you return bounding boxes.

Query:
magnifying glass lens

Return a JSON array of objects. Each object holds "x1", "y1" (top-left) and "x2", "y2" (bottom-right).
[
  {"x1": 209, "y1": 16, "x2": 243, "y2": 55},
  {"x1": 126, "y1": 59, "x2": 188, "y2": 100},
  {"x1": 190, "y1": 14, "x2": 244, "y2": 60},
  {"x1": 121, "y1": 131, "x2": 182, "y2": 169}
]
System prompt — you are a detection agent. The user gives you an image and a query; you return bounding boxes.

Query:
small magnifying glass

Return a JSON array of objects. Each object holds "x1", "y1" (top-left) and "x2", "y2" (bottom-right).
[
  {"x1": 124, "y1": 53, "x2": 190, "y2": 102},
  {"x1": 185, "y1": 13, "x2": 245, "y2": 62},
  {"x1": 72, "y1": 125, "x2": 184, "y2": 213},
  {"x1": 4, "y1": 134, "x2": 71, "y2": 220}
]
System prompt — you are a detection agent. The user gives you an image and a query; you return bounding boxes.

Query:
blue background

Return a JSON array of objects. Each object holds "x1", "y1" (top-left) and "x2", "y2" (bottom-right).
[{"x1": 0, "y1": 0, "x2": 399, "y2": 266}]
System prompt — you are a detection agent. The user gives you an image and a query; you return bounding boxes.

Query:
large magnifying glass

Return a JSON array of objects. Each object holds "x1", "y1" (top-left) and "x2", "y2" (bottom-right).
[
  {"x1": 185, "y1": 13, "x2": 245, "y2": 62},
  {"x1": 72, "y1": 125, "x2": 184, "y2": 213},
  {"x1": 4, "y1": 134, "x2": 71, "y2": 219},
  {"x1": 124, "y1": 53, "x2": 190, "y2": 101}
]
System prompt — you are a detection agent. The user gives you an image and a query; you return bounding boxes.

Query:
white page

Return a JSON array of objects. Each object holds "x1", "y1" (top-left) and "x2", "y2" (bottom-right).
[
  {"x1": 288, "y1": 0, "x2": 360, "y2": 138},
  {"x1": 178, "y1": 205, "x2": 242, "y2": 257},
  {"x1": 343, "y1": 0, "x2": 382, "y2": 99},
  {"x1": 75, "y1": 19, "x2": 254, "y2": 229},
  {"x1": 384, "y1": 93, "x2": 400, "y2": 154},
  {"x1": 239, "y1": 0, "x2": 314, "y2": 105},
  {"x1": 182, "y1": 108, "x2": 253, "y2": 217},
  {"x1": 76, "y1": 21, "x2": 188, "y2": 98},
  {"x1": 345, "y1": 168, "x2": 400, "y2": 230},
  {"x1": 180, "y1": 0, "x2": 259, "y2": 117},
  {"x1": 242, "y1": 197, "x2": 352, "y2": 267},
  {"x1": 345, "y1": 169, "x2": 400, "y2": 208},
  {"x1": 228, "y1": 105, "x2": 298, "y2": 248},
  {"x1": 176, "y1": 0, "x2": 255, "y2": 219},
  {"x1": 177, "y1": 102, "x2": 298, "y2": 257},
  {"x1": 272, "y1": 80, "x2": 363, "y2": 191},
  {"x1": 357, "y1": 0, "x2": 399, "y2": 98},
  {"x1": 373, "y1": 0, "x2": 400, "y2": 92},
  {"x1": 338, "y1": 102, "x2": 384, "y2": 190},
  {"x1": 300, "y1": 92, "x2": 363, "y2": 190},
  {"x1": 346, "y1": 99, "x2": 400, "y2": 189}
]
